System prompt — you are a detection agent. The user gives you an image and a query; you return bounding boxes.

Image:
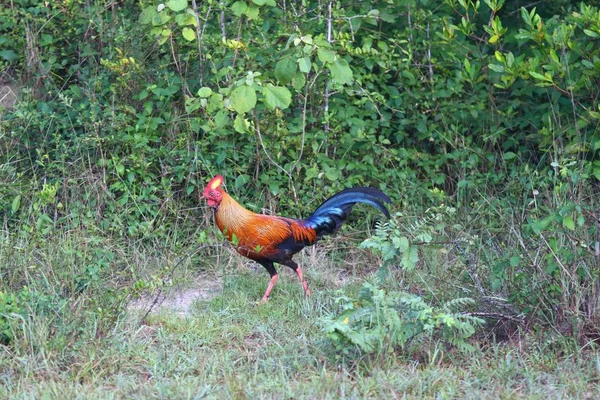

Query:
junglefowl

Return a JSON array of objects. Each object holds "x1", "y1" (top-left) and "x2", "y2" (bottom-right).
[{"x1": 202, "y1": 175, "x2": 391, "y2": 302}]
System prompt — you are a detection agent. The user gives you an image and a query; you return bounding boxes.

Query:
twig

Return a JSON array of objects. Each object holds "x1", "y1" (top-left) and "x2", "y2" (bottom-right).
[
  {"x1": 291, "y1": 70, "x2": 322, "y2": 176},
  {"x1": 540, "y1": 233, "x2": 573, "y2": 280},
  {"x1": 323, "y1": 1, "x2": 333, "y2": 135},
  {"x1": 596, "y1": 216, "x2": 599, "y2": 258},
  {"x1": 138, "y1": 244, "x2": 209, "y2": 325},
  {"x1": 219, "y1": 1, "x2": 226, "y2": 40},
  {"x1": 231, "y1": 16, "x2": 244, "y2": 70},
  {"x1": 426, "y1": 21, "x2": 434, "y2": 81},
  {"x1": 190, "y1": 0, "x2": 208, "y2": 86},
  {"x1": 253, "y1": 114, "x2": 298, "y2": 201},
  {"x1": 467, "y1": 312, "x2": 525, "y2": 324},
  {"x1": 169, "y1": 30, "x2": 182, "y2": 76}
]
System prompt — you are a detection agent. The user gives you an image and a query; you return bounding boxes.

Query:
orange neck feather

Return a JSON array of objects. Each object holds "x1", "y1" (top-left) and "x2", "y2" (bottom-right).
[{"x1": 214, "y1": 190, "x2": 256, "y2": 235}]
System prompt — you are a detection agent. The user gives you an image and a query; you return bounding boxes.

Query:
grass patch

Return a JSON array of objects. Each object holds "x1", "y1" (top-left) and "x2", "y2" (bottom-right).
[{"x1": 1, "y1": 232, "x2": 599, "y2": 399}]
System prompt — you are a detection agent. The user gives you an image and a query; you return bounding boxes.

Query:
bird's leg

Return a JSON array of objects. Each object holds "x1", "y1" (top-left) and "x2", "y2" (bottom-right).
[
  {"x1": 295, "y1": 266, "x2": 311, "y2": 297},
  {"x1": 281, "y1": 260, "x2": 311, "y2": 298},
  {"x1": 260, "y1": 274, "x2": 278, "y2": 303}
]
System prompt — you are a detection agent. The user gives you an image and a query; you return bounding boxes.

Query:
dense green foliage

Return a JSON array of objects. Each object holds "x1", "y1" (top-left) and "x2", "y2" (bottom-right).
[
  {"x1": 324, "y1": 282, "x2": 484, "y2": 355},
  {"x1": 2, "y1": 0, "x2": 600, "y2": 366}
]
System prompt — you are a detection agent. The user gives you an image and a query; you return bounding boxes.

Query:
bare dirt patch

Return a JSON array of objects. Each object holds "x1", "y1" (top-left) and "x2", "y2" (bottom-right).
[{"x1": 129, "y1": 277, "x2": 222, "y2": 317}]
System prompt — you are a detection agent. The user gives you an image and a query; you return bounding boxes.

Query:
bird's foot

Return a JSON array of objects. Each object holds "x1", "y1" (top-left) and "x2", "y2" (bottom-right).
[
  {"x1": 258, "y1": 274, "x2": 278, "y2": 304},
  {"x1": 296, "y1": 266, "x2": 311, "y2": 298}
]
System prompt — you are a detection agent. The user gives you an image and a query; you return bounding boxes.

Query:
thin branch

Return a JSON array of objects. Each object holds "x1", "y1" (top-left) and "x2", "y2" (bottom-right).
[
  {"x1": 323, "y1": 1, "x2": 333, "y2": 135},
  {"x1": 138, "y1": 245, "x2": 210, "y2": 324},
  {"x1": 467, "y1": 312, "x2": 525, "y2": 324},
  {"x1": 540, "y1": 233, "x2": 574, "y2": 280},
  {"x1": 254, "y1": 113, "x2": 298, "y2": 202},
  {"x1": 190, "y1": 0, "x2": 208, "y2": 86},
  {"x1": 169, "y1": 31, "x2": 182, "y2": 76},
  {"x1": 426, "y1": 21, "x2": 434, "y2": 81},
  {"x1": 292, "y1": 70, "x2": 322, "y2": 176},
  {"x1": 231, "y1": 17, "x2": 244, "y2": 70},
  {"x1": 219, "y1": 1, "x2": 226, "y2": 40}
]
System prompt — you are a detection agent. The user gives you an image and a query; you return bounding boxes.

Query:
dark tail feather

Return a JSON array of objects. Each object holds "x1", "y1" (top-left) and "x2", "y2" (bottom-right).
[{"x1": 303, "y1": 187, "x2": 392, "y2": 238}]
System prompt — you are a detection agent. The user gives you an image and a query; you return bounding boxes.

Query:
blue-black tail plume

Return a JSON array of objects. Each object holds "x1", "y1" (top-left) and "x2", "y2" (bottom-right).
[{"x1": 303, "y1": 187, "x2": 392, "y2": 238}]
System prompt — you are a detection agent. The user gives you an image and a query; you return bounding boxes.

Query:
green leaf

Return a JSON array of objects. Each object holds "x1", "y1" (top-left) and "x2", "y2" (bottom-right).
[
  {"x1": 324, "y1": 167, "x2": 339, "y2": 181},
  {"x1": 231, "y1": 1, "x2": 247, "y2": 17},
  {"x1": 298, "y1": 57, "x2": 311, "y2": 73},
  {"x1": 116, "y1": 163, "x2": 125, "y2": 176},
  {"x1": 11, "y1": 195, "x2": 21, "y2": 214},
  {"x1": 175, "y1": 12, "x2": 197, "y2": 27},
  {"x1": 292, "y1": 73, "x2": 306, "y2": 90},
  {"x1": 529, "y1": 71, "x2": 552, "y2": 83},
  {"x1": 377, "y1": 41, "x2": 389, "y2": 52},
  {"x1": 509, "y1": 256, "x2": 520, "y2": 267},
  {"x1": 274, "y1": 57, "x2": 297, "y2": 85},
  {"x1": 401, "y1": 246, "x2": 418, "y2": 270},
  {"x1": 182, "y1": 27, "x2": 196, "y2": 41},
  {"x1": 0, "y1": 50, "x2": 17, "y2": 61},
  {"x1": 233, "y1": 114, "x2": 250, "y2": 133},
  {"x1": 380, "y1": 12, "x2": 396, "y2": 23},
  {"x1": 252, "y1": 0, "x2": 266, "y2": 4},
  {"x1": 152, "y1": 13, "x2": 171, "y2": 27},
  {"x1": 305, "y1": 167, "x2": 319, "y2": 180},
  {"x1": 593, "y1": 166, "x2": 600, "y2": 181},
  {"x1": 399, "y1": 237, "x2": 410, "y2": 252},
  {"x1": 562, "y1": 215, "x2": 575, "y2": 231},
  {"x1": 166, "y1": 0, "x2": 188, "y2": 12},
  {"x1": 139, "y1": 6, "x2": 155, "y2": 25},
  {"x1": 184, "y1": 96, "x2": 201, "y2": 113},
  {"x1": 214, "y1": 109, "x2": 229, "y2": 128},
  {"x1": 197, "y1": 87, "x2": 213, "y2": 97},
  {"x1": 235, "y1": 174, "x2": 250, "y2": 188},
  {"x1": 488, "y1": 63, "x2": 505, "y2": 73},
  {"x1": 376, "y1": 264, "x2": 390, "y2": 283},
  {"x1": 229, "y1": 85, "x2": 257, "y2": 114},
  {"x1": 329, "y1": 58, "x2": 353, "y2": 85},
  {"x1": 317, "y1": 48, "x2": 335, "y2": 63},
  {"x1": 246, "y1": 4, "x2": 260, "y2": 19},
  {"x1": 261, "y1": 84, "x2": 292, "y2": 110}
]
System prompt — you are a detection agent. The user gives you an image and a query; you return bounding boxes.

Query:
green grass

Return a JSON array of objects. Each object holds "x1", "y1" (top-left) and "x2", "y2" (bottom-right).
[{"x1": 1, "y1": 233, "x2": 600, "y2": 399}]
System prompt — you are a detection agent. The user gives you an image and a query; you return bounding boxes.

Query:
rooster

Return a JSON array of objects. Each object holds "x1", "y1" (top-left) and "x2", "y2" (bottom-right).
[{"x1": 202, "y1": 175, "x2": 391, "y2": 302}]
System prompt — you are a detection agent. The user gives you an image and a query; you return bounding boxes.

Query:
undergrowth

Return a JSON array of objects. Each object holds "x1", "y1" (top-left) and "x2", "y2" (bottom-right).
[
  {"x1": 1, "y1": 231, "x2": 599, "y2": 398},
  {"x1": 2, "y1": 0, "x2": 600, "y2": 397}
]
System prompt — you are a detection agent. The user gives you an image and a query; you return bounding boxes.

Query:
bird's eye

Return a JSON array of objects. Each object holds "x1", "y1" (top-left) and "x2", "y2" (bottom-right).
[{"x1": 209, "y1": 190, "x2": 215, "y2": 196}]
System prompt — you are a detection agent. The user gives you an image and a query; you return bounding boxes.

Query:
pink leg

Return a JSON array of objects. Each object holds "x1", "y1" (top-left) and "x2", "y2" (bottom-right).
[
  {"x1": 296, "y1": 266, "x2": 311, "y2": 297},
  {"x1": 261, "y1": 274, "x2": 279, "y2": 303}
]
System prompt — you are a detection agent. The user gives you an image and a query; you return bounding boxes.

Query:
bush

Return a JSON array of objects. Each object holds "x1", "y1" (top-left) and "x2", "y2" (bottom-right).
[
  {"x1": 323, "y1": 282, "x2": 484, "y2": 356},
  {"x1": 2, "y1": 0, "x2": 600, "y2": 341}
]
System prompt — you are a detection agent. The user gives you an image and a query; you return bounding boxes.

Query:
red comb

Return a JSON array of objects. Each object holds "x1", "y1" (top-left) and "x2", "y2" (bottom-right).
[{"x1": 206, "y1": 175, "x2": 224, "y2": 190}]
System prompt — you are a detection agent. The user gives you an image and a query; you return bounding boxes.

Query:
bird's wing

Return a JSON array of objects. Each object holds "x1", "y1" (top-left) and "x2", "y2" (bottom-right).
[{"x1": 232, "y1": 215, "x2": 316, "y2": 260}]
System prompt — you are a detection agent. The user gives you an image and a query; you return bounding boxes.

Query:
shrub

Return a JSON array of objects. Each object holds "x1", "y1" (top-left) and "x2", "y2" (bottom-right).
[{"x1": 323, "y1": 282, "x2": 484, "y2": 356}]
